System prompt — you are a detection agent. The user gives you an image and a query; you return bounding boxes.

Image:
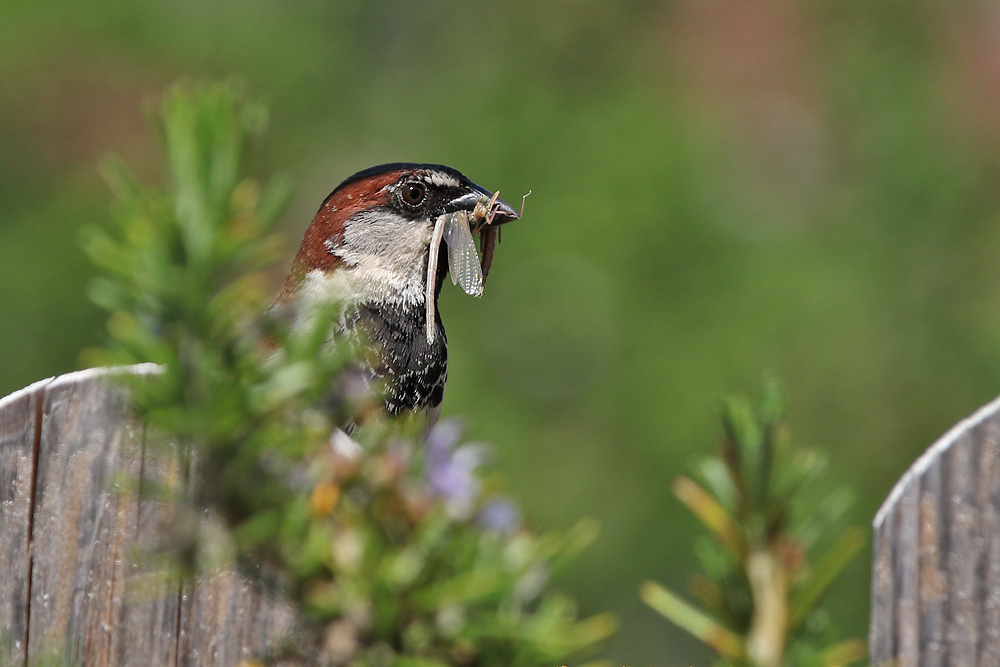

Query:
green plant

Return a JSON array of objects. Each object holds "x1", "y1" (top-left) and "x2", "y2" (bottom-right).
[
  {"x1": 83, "y1": 79, "x2": 615, "y2": 667},
  {"x1": 641, "y1": 380, "x2": 865, "y2": 667}
]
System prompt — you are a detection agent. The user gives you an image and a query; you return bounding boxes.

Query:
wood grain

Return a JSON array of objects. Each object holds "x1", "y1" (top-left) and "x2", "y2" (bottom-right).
[
  {"x1": 27, "y1": 368, "x2": 144, "y2": 665},
  {"x1": 0, "y1": 376, "x2": 51, "y2": 667},
  {"x1": 0, "y1": 366, "x2": 295, "y2": 666},
  {"x1": 177, "y1": 567, "x2": 294, "y2": 667},
  {"x1": 121, "y1": 431, "x2": 183, "y2": 667},
  {"x1": 872, "y1": 395, "x2": 1000, "y2": 666}
]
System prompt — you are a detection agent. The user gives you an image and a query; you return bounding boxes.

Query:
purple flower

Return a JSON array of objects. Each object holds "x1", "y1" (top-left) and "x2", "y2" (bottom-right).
[
  {"x1": 424, "y1": 420, "x2": 488, "y2": 519},
  {"x1": 477, "y1": 497, "x2": 521, "y2": 535}
]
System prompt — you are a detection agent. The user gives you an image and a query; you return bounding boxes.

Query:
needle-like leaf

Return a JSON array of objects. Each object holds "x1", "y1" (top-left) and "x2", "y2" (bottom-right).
[{"x1": 640, "y1": 581, "x2": 746, "y2": 661}]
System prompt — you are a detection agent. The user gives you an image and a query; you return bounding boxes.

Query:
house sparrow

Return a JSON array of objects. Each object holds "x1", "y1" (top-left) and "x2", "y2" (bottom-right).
[{"x1": 274, "y1": 163, "x2": 519, "y2": 423}]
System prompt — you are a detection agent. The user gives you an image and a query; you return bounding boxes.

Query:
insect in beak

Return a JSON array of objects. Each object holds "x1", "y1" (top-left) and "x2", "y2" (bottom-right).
[
  {"x1": 473, "y1": 190, "x2": 528, "y2": 288},
  {"x1": 443, "y1": 187, "x2": 519, "y2": 227},
  {"x1": 424, "y1": 188, "x2": 526, "y2": 344}
]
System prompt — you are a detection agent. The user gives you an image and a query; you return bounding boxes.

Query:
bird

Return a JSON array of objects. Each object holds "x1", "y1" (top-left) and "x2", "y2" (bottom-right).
[{"x1": 274, "y1": 163, "x2": 519, "y2": 424}]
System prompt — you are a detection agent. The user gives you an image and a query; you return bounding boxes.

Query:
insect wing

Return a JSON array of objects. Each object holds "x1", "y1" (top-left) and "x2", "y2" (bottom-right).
[{"x1": 443, "y1": 211, "x2": 483, "y2": 297}]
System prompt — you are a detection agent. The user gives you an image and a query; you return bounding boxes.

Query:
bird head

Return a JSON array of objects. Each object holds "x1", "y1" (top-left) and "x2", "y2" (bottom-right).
[
  {"x1": 277, "y1": 163, "x2": 518, "y2": 312},
  {"x1": 274, "y1": 163, "x2": 520, "y2": 419}
]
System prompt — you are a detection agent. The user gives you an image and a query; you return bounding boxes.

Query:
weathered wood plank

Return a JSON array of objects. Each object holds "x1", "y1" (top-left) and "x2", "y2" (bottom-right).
[
  {"x1": 872, "y1": 394, "x2": 1000, "y2": 667},
  {"x1": 895, "y1": 479, "x2": 919, "y2": 667},
  {"x1": 26, "y1": 368, "x2": 145, "y2": 665},
  {"x1": 121, "y1": 432, "x2": 182, "y2": 667},
  {"x1": 979, "y1": 419, "x2": 1000, "y2": 665},
  {"x1": 945, "y1": 431, "x2": 976, "y2": 666},
  {"x1": 870, "y1": 493, "x2": 895, "y2": 662},
  {"x1": 0, "y1": 366, "x2": 295, "y2": 665},
  {"x1": 177, "y1": 567, "x2": 294, "y2": 667},
  {"x1": 916, "y1": 453, "x2": 944, "y2": 667},
  {"x1": 0, "y1": 376, "x2": 51, "y2": 667},
  {"x1": 174, "y1": 459, "x2": 296, "y2": 667}
]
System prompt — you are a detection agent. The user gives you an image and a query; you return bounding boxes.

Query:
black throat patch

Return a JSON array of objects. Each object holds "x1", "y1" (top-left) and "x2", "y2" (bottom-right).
[{"x1": 355, "y1": 300, "x2": 448, "y2": 415}]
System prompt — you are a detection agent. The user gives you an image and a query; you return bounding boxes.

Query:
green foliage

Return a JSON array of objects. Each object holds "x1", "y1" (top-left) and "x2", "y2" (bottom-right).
[
  {"x1": 641, "y1": 380, "x2": 866, "y2": 667},
  {"x1": 84, "y1": 80, "x2": 614, "y2": 666},
  {"x1": 9, "y1": 4, "x2": 1000, "y2": 661}
]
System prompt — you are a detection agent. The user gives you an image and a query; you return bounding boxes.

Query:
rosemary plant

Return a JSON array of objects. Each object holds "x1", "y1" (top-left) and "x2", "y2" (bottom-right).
[
  {"x1": 83, "y1": 79, "x2": 615, "y2": 667},
  {"x1": 641, "y1": 381, "x2": 866, "y2": 667}
]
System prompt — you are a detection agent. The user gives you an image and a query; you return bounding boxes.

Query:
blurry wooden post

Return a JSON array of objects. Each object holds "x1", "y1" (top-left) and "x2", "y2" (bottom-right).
[
  {"x1": 871, "y1": 395, "x2": 1000, "y2": 666},
  {"x1": 0, "y1": 366, "x2": 293, "y2": 667}
]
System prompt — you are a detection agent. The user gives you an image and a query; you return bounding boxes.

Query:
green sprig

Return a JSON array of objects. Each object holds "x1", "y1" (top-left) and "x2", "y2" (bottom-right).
[
  {"x1": 642, "y1": 382, "x2": 865, "y2": 667},
  {"x1": 86, "y1": 79, "x2": 615, "y2": 667}
]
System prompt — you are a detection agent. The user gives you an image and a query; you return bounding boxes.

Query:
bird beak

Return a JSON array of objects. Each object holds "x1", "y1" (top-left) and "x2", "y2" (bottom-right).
[{"x1": 444, "y1": 184, "x2": 520, "y2": 225}]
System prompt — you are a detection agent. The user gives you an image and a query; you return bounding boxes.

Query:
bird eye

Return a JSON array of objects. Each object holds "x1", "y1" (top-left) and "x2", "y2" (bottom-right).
[{"x1": 401, "y1": 182, "x2": 426, "y2": 206}]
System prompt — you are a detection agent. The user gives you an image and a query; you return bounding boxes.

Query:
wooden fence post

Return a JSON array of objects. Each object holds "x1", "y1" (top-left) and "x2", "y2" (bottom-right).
[
  {"x1": 0, "y1": 376, "x2": 51, "y2": 666},
  {"x1": 26, "y1": 366, "x2": 1000, "y2": 666},
  {"x1": 0, "y1": 366, "x2": 293, "y2": 667},
  {"x1": 871, "y1": 394, "x2": 1000, "y2": 666}
]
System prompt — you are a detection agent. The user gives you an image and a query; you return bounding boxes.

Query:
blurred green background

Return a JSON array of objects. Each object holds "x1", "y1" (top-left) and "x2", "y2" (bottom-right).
[{"x1": 4, "y1": 1, "x2": 1000, "y2": 663}]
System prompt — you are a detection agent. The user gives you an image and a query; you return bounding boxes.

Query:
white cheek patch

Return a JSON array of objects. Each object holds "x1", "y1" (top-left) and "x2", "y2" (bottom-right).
[
  {"x1": 425, "y1": 210, "x2": 484, "y2": 344},
  {"x1": 313, "y1": 204, "x2": 493, "y2": 347},
  {"x1": 332, "y1": 211, "x2": 432, "y2": 307}
]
